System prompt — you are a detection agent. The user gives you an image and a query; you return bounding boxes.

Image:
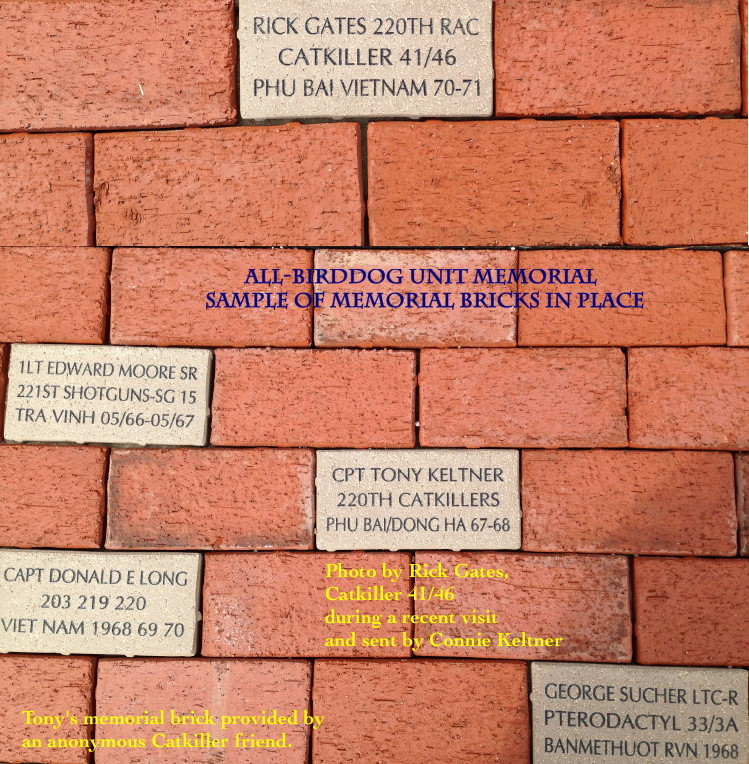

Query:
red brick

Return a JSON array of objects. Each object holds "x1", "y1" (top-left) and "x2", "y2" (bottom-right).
[
  {"x1": 743, "y1": 0, "x2": 748, "y2": 116},
  {"x1": 368, "y1": 120, "x2": 620, "y2": 247},
  {"x1": 0, "y1": 655, "x2": 94, "y2": 763},
  {"x1": 0, "y1": 445, "x2": 106, "y2": 548},
  {"x1": 106, "y1": 448, "x2": 313, "y2": 549},
  {"x1": 111, "y1": 248, "x2": 311, "y2": 347},
  {"x1": 629, "y1": 348, "x2": 749, "y2": 449},
  {"x1": 202, "y1": 552, "x2": 411, "y2": 657},
  {"x1": 0, "y1": 0, "x2": 235, "y2": 132},
  {"x1": 419, "y1": 348, "x2": 626, "y2": 447},
  {"x1": 622, "y1": 119, "x2": 748, "y2": 246},
  {"x1": 96, "y1": 659, "x2": 310, "y2": 762},
  {"x1": 414, "y1": 552, "x2": 631, "y2": 662},
  {"x1": 726, "y1": 250, "x2": 749, "y2": 345},
  {"x1": 0, "y1": 344, "x2": 6, "y2": 438},
  {"x1": 495, "y1": 0, "x2": 741, "y2": 117},
  {"x1": 0, "y1": 247, "x2": 108, "y2": 343},
  {"x1": 313, "y1": 660, "x2": 530, "y2": 764},
  {"x1": 518, "y1": 249, "x2": 726, "y2": 346},
  {"x1": 95, "y1": 124, "x2": 363, "y2": 247},
  {"x1": 211, "y1": 349, "x2": 415, "y2": 447},
  {"x1": 634, "y1": 558, "x2": 749, "y2": 665},
  {"x1": 522, "y1": 450, "x2": 737, "y2": 555},
  {"x1": 314, "y1": 249, "x2": 517, "y2": 347},
  {"x1": 738, "y1": 454, "x2": 749, "y2": 556},
  {"x1": 0, "y1": 133, "x2": 93, "y2": 246}
]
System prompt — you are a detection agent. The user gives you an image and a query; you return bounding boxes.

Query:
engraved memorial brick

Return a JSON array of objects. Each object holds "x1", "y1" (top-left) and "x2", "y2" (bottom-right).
[
  {"x1": 238, "y1": 0, "x2": 493, "y2": 119},
  {"x1": 3, "y1": 344, "x2": 211, "y2": 446},
  {"x1": 316, "y1": 450, "x2": 520, "y2": 550},
  {"x1": 0, "y1": 550, "x2": 201, "y2": 656}
]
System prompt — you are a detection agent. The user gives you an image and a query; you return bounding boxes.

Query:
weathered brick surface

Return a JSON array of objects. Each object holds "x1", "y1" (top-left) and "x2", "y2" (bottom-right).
[
  {"x1": 0, "y1": 247, "x2": 108, "y2": 343},
  {"x1": 0, "y1": 344, "x2": 6, "y2": 438},
  {"x1": 634, "y1": 558, "x2": 749, "y2": 665},
  {"x1": 629, "y1": 348, "x2": 749, "y2": 449},
  {"x1": 522, "y1": 450, "x2": 737, "y2": 555},
  {"x1": 726, "y1": 250, "x2": 749, "y2": 345},
  {"x1": 0, "y1": 445, "x2": 106, "y2": 548},
  {"x1": 0, "y1": 0, "x2": 236, "y2": 132},
  {"x1": 738, "y1": 455, "x2": 749, "y2": 556},
  {"x1": 95, "y1": 659, "x2": 310, "y2": 762},
  {"x1": 313, "y1": 660, "x2": 530, "y2": 764},
  {"x1": 202, "y1": 552, "x2": 411, "y2": 657},
  {"x1": 495, "y1": 0, "x2": 742, "y2": 117},
  {"x1": 95, "y1": 124, "x2": 363, "y2": 247},
  {"x1": 419, "y1": 348, "x2": 627, "y2": 447},
  {"x1": 0, "y1": 133, "x2": 93, "y2": 246},
  {"x1": 211, "y1": 349, "x2": 415, "y2": 447},
  {"x1": 413, "y1": 552, "x2": 631, "y2": 662},
  {"x1": 518, "y1": 249, "x2": 726, "y2": 346},
  {"x1": 107, "y1": 448, "x2": 313, "y2": 549},
  {"x1": 368, "y1": 121, "x2": 620, "y2": 247},
  {"x1": 0, "y1": 655, "x2": 95, "y2": 763},
  {"x1": 622, "y1": 119, "x2": 748, "y2": 245},
  {"x1": 111, "y1": 248, "x2": 312, "y2": 347},
  {"x1": 314, "y1": 249, "x2": 517, "y2": 347}
]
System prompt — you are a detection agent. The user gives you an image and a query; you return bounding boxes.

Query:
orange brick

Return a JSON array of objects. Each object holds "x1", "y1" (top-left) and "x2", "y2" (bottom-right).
[
  {"x1": 738, "y1": 455, "x2": 749, "y2": 556},
  {"x1": 96, "y1": 659, "x2": 310, "y2": 762},
  {"x1": 95, "y1": 124, "x2": 363, "y2": 247},
  {"x1": 368, "y1": 121, "x2": 620, "y2": 247},
  {"x1": 634, "y1": 558, "x2": 749, "y2": 665},
  {"x1": 0, "y1": 344, "x2": 6, "y2": 438},
  {"x1": 107, "y1": 448, "x2": 313, "y2": 550},
  {"x1": 726, "y1": 250, "x2": 749, "y2": 345},
  {"x1": 743, "y1": 0, "x2": 748, "y2": 116},
  {"x1": 0, "y1": 656, "x2": 94, "y2": 763},
  {"x1": 0, "y1": 0, "x2": 236, "y2": 131},
  {"x1": 111, "y1": 248, "x2": 312, "y2": 347},
  {"x1": 0, "y1": 445, "x2": 106, "y2": 548},
  {"x1": 495, "y1": 0, "x2": 741, "y2": 117},
  {"x1": 622, "y1": 119, "x2": 748, "y2": 245},
  {"x1": 419, "y1": 348, "x2": 626, "y2": 447},
  {"x1": 518, "y1": 249, "x2": 726, "y2": 346},
  {"x1": 0, "y1": 133, "x2": 93, "y2": 246},
  {"x1": 314, "y1": 249, "x2": 517, "y2": 347},
  {"x1": 202, "y1": 552, "x2": 411, "y2": 657},
  {"x1": 629, "y1": 348, "x2": 749, "y2": 449},
  {"x1": 522, "y1": 450, "x2": 737, "y2": 555},
  {"x1": 414, "y1": 552, "x2": 631, "y2": 661},
  {"x1": 211, "y1": 349, "x2": 415, "y2": 447},
  {"x1": 313, "y1": 660, "x2": 530, "y2": 764},
  {"x1": 0, "y1": 247, "x2": 108, "y2": 343}
]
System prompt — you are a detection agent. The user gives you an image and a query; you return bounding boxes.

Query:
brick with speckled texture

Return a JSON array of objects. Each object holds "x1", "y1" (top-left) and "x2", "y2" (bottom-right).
[
  {"x1": 0, "y1": 445, "x2": 106, "y2": 548},
  {"x1": 202, "y1": 551, "x2": 411, "y2": 657},
  {"x1": 0, "y1": 133, "x2": 93, "y2": 246},
  {"x1": 211, "y1": 349, "x2": 415, "y2": 447},
  {"x1": 0, "y1": 0, "x2": 236, "y2": 132},
  {"x1": 313, "y1": 660, "x2": 530, "y2": 764},
  {"x1": 314, "y1": 249, "x2": 517, "y2": 347},
  {"x1": 522, "y1": 450, "x2": 737, "y2": 555},
  {"x1": 0, "y1": 655, "x2": 94, "y2": 763},
  {"x1": 494, "y1": 0, "x2": 742, "y2": 117},
  {"x1": 726, "y1": 250, "x2": 749, "y2": 345},
  {"x1": 419, "y1": 348, "x2": 627, "y2": 447},
  {"x1": 111, "y1": 248, "x2": 312, "y2": 347},
  {"x1": 0, "y1": 344, "x2": 6, "y2": 439},
  {"x1": 413, "y1": 552, "x2": 631, "y2": 662},
  {"x1": 95, "y1": 659, "x2": 310, "y2": 763},
  {"x1": 0, "y1": 247, "x2": 109, "y2": 343},
  {"x1": 629, "y1": 347, "x2": 749, "y2": 449},
  {"x1": 367, "y1": 120, "x2": 620, "y2": 247},
  {"x1": 518, "y1": 249, "x2": 726, "y2": 346},
  {"x1": 622, "y1": 119, "x2": 748, "y2": 246},
  {"x1": 738, "y1": 455, "x2": 749, "y2": 556},
  {"x1": 106, "y1": 448, "x2": 313, "y2": 550},
  {"x1": 634, "y1": 558, "x2": 749, "y2": 665},
  {"x1": 94, "y1": 124, "x2": 363, "y2": 247}
]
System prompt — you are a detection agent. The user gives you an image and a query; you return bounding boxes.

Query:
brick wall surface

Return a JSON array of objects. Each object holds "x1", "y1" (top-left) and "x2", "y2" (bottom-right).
[{"x1": 0, "y1": 0, "x2": 747, "y2": 761}]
